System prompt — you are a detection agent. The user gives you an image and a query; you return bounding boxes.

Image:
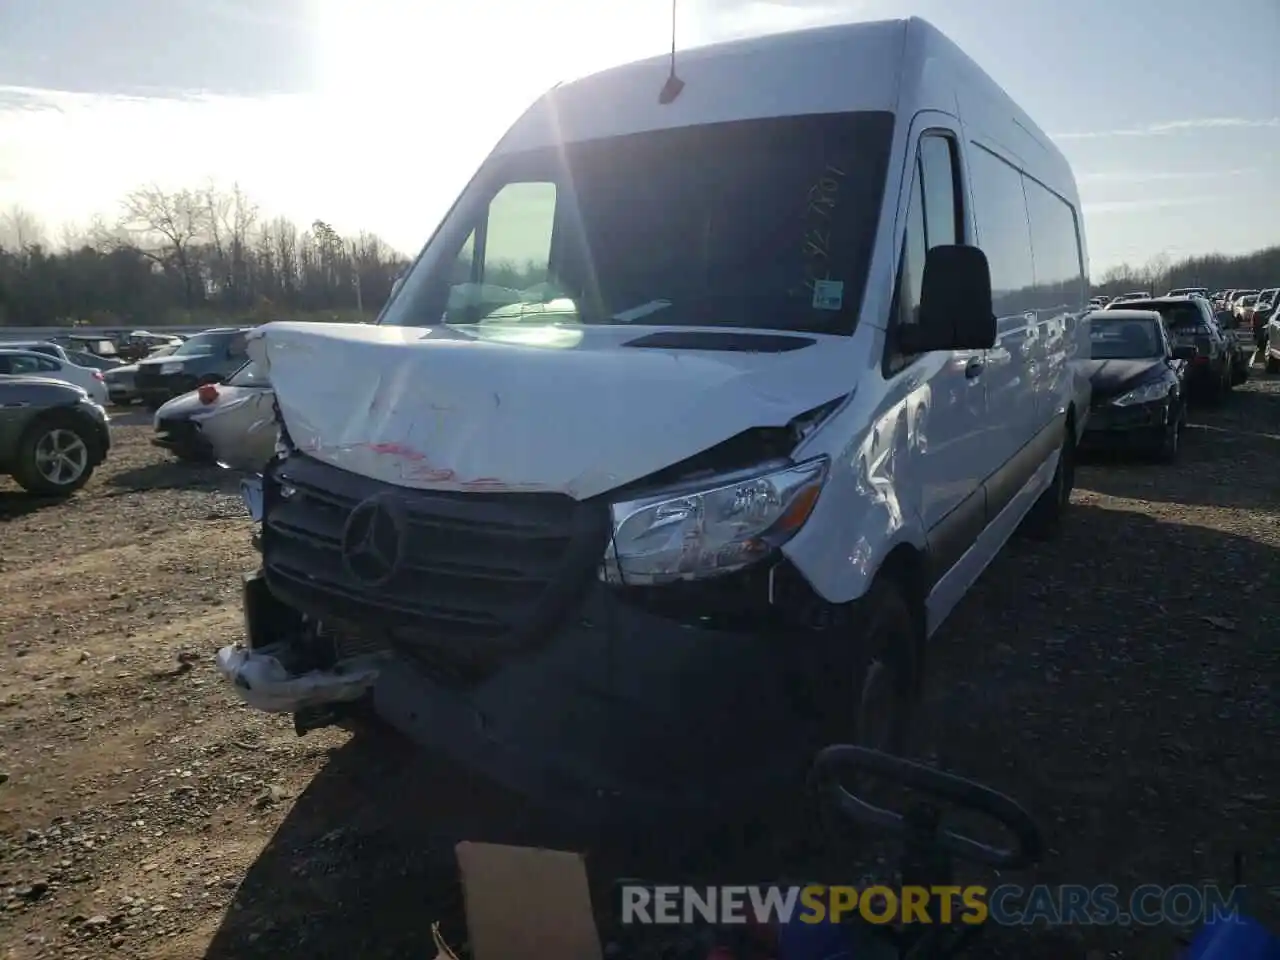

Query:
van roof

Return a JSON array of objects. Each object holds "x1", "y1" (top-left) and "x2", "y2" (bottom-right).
[{"x1": 495, "y1": 17, "x2": 1074, "y2": 197}]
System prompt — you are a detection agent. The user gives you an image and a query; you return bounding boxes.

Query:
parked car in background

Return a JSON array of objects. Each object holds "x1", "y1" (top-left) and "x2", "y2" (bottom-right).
[
  {"x1": 1088, "y1": 295, "x2": 1110, "y2": 309},
  {"x1": 0, "y1": 377, "x2": 111, "y2": 495},
  {"x1": 1105, "y1": 296, "x2": 1234, "y2": 399},
  {"x1": 1166, "y1": 286, "x2": 1209, "y2": 298},
  {"x1": 1081, "y1": 310, "x2": 1187, "y2": 461},
  {"x1": 1111, "y1": 291, "x2": 1153, "y2": 304},
  {"x1": 0, "y1": 340, "x2": 74, "y2": 363},
  {"x1": 133, "y1": 328, "x2": 253, "y2": 410},
  {"x1": 1234, "y1": 294, "x2": 1259, "y2": 321},
  {"x1": 152, "y1": 360, "x2": 276, "y2": 469},
  {"x1": 0, "y1": 349, "x2": 109, "y2": 404},
  {"x1": 118, "y1": 331, "x2": 184, "y2": 362},
  {"x1": 1260, "y1": 300, "x2": 1280, "y2": 373},
  {"x1": 63, "y1": 348, "x2": 125, "y2": 371},
  {"x1": 51, "y1": 334, "x2": 120, "y2": 362},
  {"x1": 103, "y1": 343, "x2": 180, "y2": 405},
  {"x1": 1213, "y1": 309, "x2": 1254, "y2": 380}
]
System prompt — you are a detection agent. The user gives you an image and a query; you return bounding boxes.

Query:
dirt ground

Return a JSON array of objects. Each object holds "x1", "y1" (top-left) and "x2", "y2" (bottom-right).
[{"x1": 1, "y1": 378, "x2": 1278, "y2": 960}]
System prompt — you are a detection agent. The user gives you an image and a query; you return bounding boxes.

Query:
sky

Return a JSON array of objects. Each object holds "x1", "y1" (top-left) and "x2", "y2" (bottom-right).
[{"x1": 0, "y1": 0, "x2": 1277, "y2": 277}]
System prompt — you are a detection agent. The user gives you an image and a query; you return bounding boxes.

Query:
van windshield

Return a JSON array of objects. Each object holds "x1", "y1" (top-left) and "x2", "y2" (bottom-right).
[{"x1": 380, "y1": 111, "x2": 895, "y2": 335}]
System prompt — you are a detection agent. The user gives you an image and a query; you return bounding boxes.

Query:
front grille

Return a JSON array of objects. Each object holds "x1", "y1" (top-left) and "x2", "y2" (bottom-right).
[
  {"x1": 155, "y1": 418, "x2": 200, "y2": 446},
  {"x1": 261, "y1": 453, "x2": 610, "y2": 685}
]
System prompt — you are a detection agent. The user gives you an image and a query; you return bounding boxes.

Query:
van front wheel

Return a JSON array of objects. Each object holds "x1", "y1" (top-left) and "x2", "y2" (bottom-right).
[{"x1": 822, "y1": 578, "x2": 918, "y2": 754}]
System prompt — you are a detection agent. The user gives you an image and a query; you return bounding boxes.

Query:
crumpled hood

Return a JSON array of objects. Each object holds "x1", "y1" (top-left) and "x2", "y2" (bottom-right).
[
  {"x1": 249, "y1": 320, "x2": 856, "y2": 500},
  {"x1": 1080, "y1": 358, "x2": 1164, "y2": 398}
]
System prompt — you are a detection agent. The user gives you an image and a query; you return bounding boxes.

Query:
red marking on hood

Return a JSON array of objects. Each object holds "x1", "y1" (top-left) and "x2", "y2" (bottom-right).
[{"x1": 368, "y1": 442, "x2": 426, "y2": 461}]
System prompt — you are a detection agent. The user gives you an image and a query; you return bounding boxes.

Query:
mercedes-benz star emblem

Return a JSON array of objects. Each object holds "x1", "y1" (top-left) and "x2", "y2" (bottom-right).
[{"x1": 340, "y1": 493, "x2": 407, "y2": 587}]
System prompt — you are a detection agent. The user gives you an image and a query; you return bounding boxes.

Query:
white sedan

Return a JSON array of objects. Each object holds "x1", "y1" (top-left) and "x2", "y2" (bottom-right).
[
  {"x1": 0, "y1": 349, "x2": 109, "y2": 404},
  {"x1": 152, "y1": 360, "x2": 276, "y2": 471}
]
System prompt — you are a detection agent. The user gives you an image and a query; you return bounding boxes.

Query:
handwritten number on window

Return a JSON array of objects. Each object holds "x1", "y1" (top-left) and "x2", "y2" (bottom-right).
[{"x1": 793, "y1": 164, "x2": 846, "y2": 297}]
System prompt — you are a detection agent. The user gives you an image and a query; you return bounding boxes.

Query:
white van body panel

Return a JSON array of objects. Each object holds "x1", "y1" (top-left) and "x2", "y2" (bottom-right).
[
  {"x1": 249, "y1": 321, "x2": 856, "y2": 500},
  {"x1": 785, "y1": 20, "x2": 1089, "y2": 612},
  {"x1": 219, "y1": 16, "x2": 1097, "y2": 818},
  {"x1": 256, "y1": 16, "x2": 1090, "y2": 621},
  {"x1": 492, "y1": 20, "x2": 907, "y2": 156}
]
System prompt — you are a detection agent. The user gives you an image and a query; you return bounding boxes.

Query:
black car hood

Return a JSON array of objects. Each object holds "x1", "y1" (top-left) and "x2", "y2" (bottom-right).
[{"x1": 1081, "y1": 358, "x2": 1166, "y2": 399}]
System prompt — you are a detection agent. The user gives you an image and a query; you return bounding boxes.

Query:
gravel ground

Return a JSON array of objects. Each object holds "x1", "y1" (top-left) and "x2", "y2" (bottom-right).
[{"x1": 1, "y1": 379, "x2": 1277, "y2": 960}]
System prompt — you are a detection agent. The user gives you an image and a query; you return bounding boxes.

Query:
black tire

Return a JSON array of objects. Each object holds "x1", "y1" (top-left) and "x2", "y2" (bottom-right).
[
  {"x1": 1232, "y1": 354, "x2": 1249, "y2": 384},
  {"x1": 1210, "y1": 363, "x2": 1231, "y2": 403},
  {"x1": 11, "y1": 414, "x2": 98, "y2": 497},
  {"x1": 1022, "y1": 422, "x2": 1075, "y2": 540},
  {"x1": 805, "y1": 577, "x2": 920, "y2": 857},
  {"x1": 1153, "y1": 411, "x2": 1181, "y2": 463}
]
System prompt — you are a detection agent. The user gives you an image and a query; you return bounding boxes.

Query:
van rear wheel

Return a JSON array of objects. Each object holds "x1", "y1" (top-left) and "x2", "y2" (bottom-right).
[{"x1": 1022, "y1": 424, "x2": 1074, "y2": 540}]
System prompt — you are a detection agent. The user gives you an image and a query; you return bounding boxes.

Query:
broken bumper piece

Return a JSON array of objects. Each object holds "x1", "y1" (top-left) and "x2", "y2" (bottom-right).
[{"x1": 215, "y1": 643, "x2": 384, "y2": 714}]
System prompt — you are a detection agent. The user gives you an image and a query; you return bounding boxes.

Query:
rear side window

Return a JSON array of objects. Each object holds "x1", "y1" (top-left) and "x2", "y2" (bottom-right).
[
  {"x1": 967, "y1": 145, "x2": 1035, "y2": 317},
  {"x1": 1023, "y1": 178, "x2": 1086, "y2": 308}
]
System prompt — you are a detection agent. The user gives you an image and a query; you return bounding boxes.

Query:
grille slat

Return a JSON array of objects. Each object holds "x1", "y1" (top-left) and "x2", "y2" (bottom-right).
[{"x1": 261, "y1": 453, "x2": 610, "y2": 685}]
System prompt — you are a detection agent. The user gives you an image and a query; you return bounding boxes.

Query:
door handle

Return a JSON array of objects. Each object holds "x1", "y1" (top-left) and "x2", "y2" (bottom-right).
[{"x1": 965, "y1": 358, "x2": 985, "y2": 379}]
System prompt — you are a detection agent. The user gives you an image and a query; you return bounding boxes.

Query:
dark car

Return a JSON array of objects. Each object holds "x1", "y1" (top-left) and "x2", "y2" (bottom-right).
[
  {"x1": 1212, "y1": 310, "x2": 1254, "y2": 382},
  {"x1": 0, "y1": 378, "x2": 111, "y2": 495},
  {"x1": 1081, "y1": 311, "x2": 1188, "y2": 461},
  {"x1": 103, "y1": 343, "x2": 180, "y2": 405},
  {"x1": 1104, "y1": 296, "x2": 1234, "y2": 400},
  {"x1": 132, "y1": 328, "x2": 253, "y2": 410}
]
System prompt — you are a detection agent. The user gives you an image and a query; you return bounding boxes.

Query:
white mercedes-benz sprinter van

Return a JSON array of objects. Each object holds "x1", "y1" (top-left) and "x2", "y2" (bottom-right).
[{"x1": 219, "y1": 17, "x2": 1091, "y2": 824}]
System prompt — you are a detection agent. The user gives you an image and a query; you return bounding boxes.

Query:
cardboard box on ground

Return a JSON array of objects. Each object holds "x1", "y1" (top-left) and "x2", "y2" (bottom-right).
[{"x1": 436, "y1": 842, "x2": 604, "y2": 960}]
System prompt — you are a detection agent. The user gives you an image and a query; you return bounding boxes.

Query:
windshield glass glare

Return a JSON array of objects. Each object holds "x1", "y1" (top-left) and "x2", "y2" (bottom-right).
[
  {"x1": 173, "y1": 331, "x2": 247, "y2": 358},
  {"x1": 1090, "y1": 318, "x2": 1163, "y2": 359},
  {"x1": 380, "y1": 111, "x2": 895, "y2": 334},
  {"x1": 226, "y1": 360, "x2": 269, "y2": 387}
]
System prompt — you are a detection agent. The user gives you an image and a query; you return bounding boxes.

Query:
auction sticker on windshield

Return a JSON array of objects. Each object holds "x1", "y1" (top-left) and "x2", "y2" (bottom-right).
[{"x1": 812, "y1": 279, "x2": 844, "y2": 311}]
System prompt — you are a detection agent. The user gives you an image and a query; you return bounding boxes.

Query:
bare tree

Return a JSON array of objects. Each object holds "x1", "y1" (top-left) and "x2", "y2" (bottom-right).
[
  {"x1": 0, "y1": 205, "x2": 46, "y2": 252},
  {"x1": 118, "y1": 185, "x2": 209, "y2": 307},
  {"x1": 204, "y1": 182, "x2": 259, "y2": 308}
]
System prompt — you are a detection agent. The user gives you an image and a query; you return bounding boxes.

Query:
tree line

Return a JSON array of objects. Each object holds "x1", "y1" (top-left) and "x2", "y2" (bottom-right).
[
  {"x1": 1, "y1": 189, "x2": 1277, "y2": 328},
  {"x1": 0, "y1": 186, "x2": 411, "y2": 328},
  {"x1": 1092, "y1": 245, "x2": 1280, "y2": 299}
]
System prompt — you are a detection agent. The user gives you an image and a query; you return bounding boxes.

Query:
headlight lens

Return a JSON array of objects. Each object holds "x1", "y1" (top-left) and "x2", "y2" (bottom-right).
[
  {"x1": 601, "y1": 456, "x2": 829, "y2": 585},
  {"x1": 159, "y1": 361, "x2": 183, "y2": 375},
  {"x1": 1112, "y1": 380, "x2": 1169, "y2": 406}
]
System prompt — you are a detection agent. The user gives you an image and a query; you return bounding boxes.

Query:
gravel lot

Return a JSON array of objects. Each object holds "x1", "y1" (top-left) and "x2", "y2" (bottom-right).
[{"x1": 1, "y1": 378, "x2": 1277, "y2": 959}]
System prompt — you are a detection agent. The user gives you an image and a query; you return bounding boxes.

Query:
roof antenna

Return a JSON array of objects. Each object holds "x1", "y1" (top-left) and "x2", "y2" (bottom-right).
[{"x1": 658, "y1": 0, "x2": 685, "y2": 104}]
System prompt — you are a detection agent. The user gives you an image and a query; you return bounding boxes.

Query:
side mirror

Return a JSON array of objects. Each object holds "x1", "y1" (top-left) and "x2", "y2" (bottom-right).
[
  {"x1": 899, "y1": 245, "x2": 998, "y2": 354},
  {"x1": 1171, "y1": 345, "x2": 1197, "y2": 362}
]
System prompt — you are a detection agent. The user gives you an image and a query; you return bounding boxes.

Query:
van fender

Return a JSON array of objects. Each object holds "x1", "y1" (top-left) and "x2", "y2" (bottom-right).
[{"x1": 782, "y1": 382, "x2": 930, "y2": 606}]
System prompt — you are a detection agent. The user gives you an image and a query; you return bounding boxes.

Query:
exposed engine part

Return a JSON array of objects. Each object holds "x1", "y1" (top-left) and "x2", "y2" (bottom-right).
[{"x1": 622, "y1": 394, "x2": 847, "y2": 492}]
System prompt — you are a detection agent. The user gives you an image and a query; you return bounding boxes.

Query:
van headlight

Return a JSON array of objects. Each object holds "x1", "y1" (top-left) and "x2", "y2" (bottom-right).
[
  {"x1": 601, "y1": 456, "x2": 829, "y2": 585},
  {"x1": 159, "y1": 361, "x2": 183, "y2": 375}
]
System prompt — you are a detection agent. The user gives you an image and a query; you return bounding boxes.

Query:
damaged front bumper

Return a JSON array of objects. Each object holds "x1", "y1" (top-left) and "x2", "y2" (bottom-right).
[
  {"x1": 219, "y1": 566, "x2": 833, "y2": 827},
  {"x1": 215, "y1": 644, "x2": 384, "y2": 714}
]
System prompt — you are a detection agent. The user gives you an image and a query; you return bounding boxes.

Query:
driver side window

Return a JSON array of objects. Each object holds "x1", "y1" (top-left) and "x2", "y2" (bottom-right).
[{"x1": 446, "y1": 181, "x2": 561, "y2": 321}]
